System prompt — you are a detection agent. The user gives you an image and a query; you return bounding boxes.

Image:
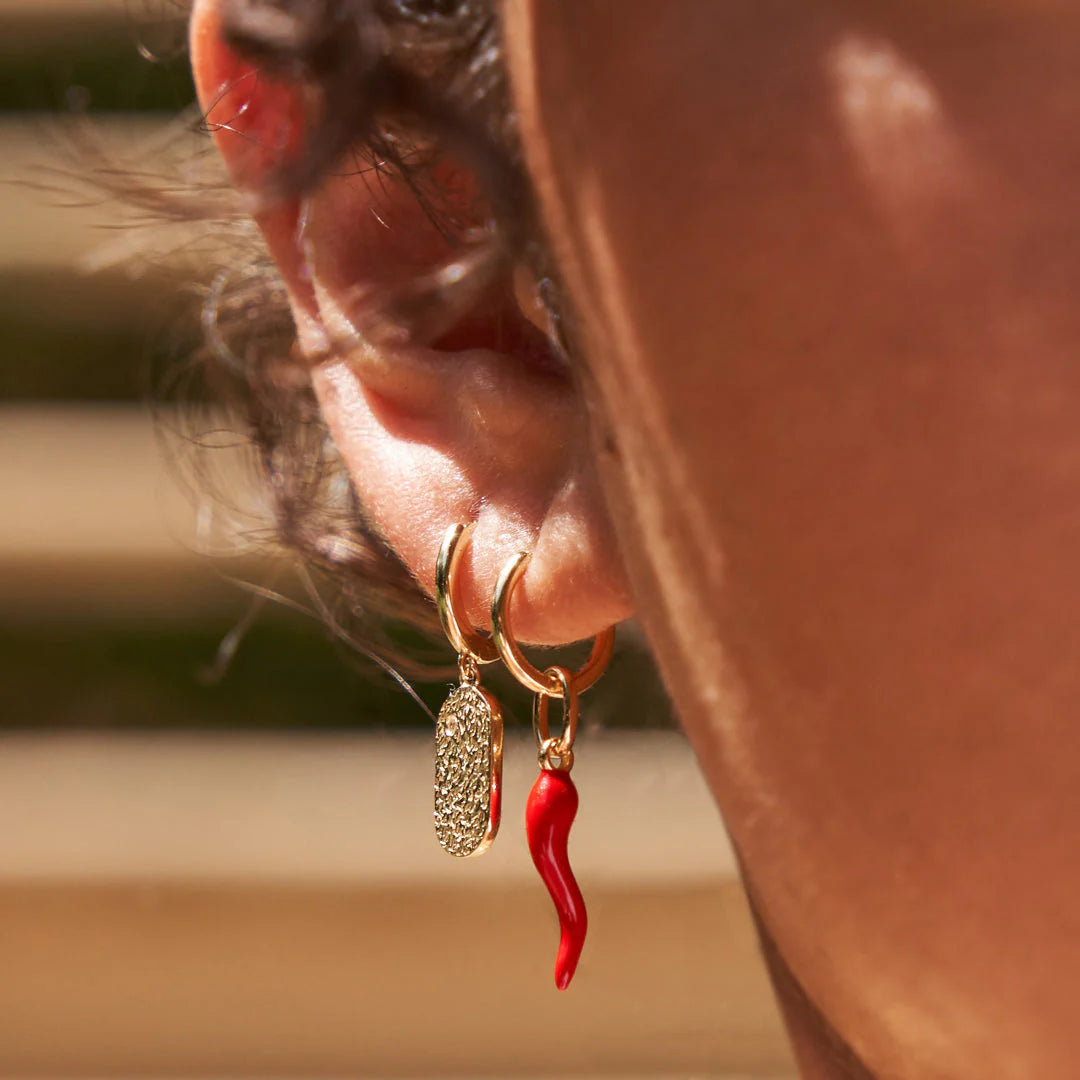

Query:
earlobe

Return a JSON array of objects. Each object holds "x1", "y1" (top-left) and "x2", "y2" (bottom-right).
[{"x1": 189, "y1": 0, "x2": 633, "y2": 644}]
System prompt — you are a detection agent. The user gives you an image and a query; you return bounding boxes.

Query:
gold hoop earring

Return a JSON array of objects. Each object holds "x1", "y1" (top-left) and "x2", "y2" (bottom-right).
[
  {"x1": 491, "y1": 550, "x2": 615, "y2": 697},
  {"x1": 432, "y1": 523, "x2": 503, "y2": 858},
  {"x1": 491, "y1": 548, "x2": 615, "y2": 990}
]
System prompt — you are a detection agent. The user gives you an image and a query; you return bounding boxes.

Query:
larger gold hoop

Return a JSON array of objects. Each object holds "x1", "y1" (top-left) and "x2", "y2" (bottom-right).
[
  {"x1": 435, "y1": 523, "x2": 499, "y2": 664},
  {"x1": 491, "y1": 550, "x2": 615, "y2": 697}
]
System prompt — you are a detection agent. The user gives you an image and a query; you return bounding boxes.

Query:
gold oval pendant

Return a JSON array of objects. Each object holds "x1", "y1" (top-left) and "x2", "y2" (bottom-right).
[{"x1": 434, "y1": 682, "x2": 504, "y2": 857}]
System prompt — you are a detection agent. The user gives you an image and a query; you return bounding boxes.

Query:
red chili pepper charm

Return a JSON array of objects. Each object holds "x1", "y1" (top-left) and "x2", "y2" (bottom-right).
[{"x1": 526, "y1": 767, "x2": 587, "y2": 990}]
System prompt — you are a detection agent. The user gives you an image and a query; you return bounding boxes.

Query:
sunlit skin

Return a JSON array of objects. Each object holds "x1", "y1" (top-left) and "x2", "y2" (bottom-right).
[{"x1": 194, "y1": 1, "x2": 1080, "y2": 1074}]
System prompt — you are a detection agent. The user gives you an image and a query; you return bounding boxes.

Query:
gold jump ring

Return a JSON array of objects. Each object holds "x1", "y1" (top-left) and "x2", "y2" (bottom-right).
[{"x1": 533, "y1": 665, "x2": 579, "y2": 754}]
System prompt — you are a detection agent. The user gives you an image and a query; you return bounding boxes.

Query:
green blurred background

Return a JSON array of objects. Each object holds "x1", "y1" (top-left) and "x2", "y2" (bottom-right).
[{"x1": 0, "y1": 1, "x2": 675, "y2": 734}]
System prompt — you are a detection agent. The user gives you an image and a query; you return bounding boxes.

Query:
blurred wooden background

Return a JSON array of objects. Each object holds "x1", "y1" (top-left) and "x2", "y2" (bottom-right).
[{"x1": 0, "y1": 3, "x2": 796, "y2": 1076}]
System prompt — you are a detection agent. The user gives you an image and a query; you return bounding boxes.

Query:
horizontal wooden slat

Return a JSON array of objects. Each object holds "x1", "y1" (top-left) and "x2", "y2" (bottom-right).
[
  {"x1": 2, "y1": 112, "x2": 216, "y2": 279},
  {"x1": 0, "y1": 731, "x2": 736, "y2": 883},
  {"x1": 0, "y1": 405, "x2": 206, "y2": 560},
  {"x1": 0, "y1": 732, "x2": 792, "y2": 1078},
  {"x1": 0, "y1": 405, "x2": 257, "y2": 613},
  {"x1": 1, "y1": 115, "x2": 213, "y2": 272},
  {"x1": 0, "y1": 0, "x2": 128, "y2": 19},
  {"x1": 0, "y1": 880, "x2": 792, "y2": 1078}
]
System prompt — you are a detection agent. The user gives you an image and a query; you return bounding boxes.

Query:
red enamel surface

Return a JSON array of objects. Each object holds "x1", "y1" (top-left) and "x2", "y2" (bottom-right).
[
  {"x1": 490, "y1": 766, "x2": 501, "y2": 832},
  {"x1": 525, "y1": 769, "x2": 587, "y2": 990}
]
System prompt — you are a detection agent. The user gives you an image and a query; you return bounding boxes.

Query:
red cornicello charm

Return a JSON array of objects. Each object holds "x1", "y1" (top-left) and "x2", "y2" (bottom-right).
[
  {"x1": 489, "y1": 552, "x2": 615, "y2": 991},
  {"x1": 526, "y1": 762, "x2": 586, "y2": 990},
  {"x1": 528, "y1": 666, "x2": 587, "y2": 990}
]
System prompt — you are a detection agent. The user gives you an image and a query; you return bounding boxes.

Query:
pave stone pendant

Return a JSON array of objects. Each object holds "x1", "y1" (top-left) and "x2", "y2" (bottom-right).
[
  {"x1": 433, "y1": 523, "x2": 504, "y2": 857},
  {"x1": 434, "y1": 664, "x2": 503, "y2": 857}
]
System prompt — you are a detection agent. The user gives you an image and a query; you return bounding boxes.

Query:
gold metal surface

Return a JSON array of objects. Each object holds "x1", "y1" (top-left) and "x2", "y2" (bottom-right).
[
  {"x1": 435, "y1": 523, "x2": 499, "y2": 664},
  {"x1": 538, "y1": 736, "x2": 575, "y2": 773},
  {"x1": 533, "y1": 665, "x2": 579, "y2": 754},
  {"x1": 434, "y1": 683, "x2": 503, "y2": 857},
  {"x1": 491, "y1": 551, "x2": 615, "y2": 697}
]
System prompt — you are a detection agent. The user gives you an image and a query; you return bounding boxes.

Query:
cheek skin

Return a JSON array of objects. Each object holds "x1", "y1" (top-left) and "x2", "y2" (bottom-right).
[{"x1": 505, "y1": 0, "x2": 1080, "y2": 1075}]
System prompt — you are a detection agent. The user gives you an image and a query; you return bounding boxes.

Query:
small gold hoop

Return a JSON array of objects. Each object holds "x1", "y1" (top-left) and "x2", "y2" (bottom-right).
[
  {"x1": 533, "y1": 666, "x2": 579, "y2": 754},
  {"x1": 491, "y1": 550, "x2": 615, "y2": 697},
  {"x1": 436, "y1": 523, "x2": 499, "y2": 665}
]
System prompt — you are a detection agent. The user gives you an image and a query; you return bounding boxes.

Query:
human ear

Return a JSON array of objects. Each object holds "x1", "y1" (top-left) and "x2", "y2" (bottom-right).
[{"x1": 188, "y1": 0, "x2": 631, "y2": 644}]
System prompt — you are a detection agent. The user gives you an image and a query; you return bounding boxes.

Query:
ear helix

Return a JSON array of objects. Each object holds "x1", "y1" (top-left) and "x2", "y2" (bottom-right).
[{"x1": 192, "y1": 8, "x2": 305, "y2": 192}]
